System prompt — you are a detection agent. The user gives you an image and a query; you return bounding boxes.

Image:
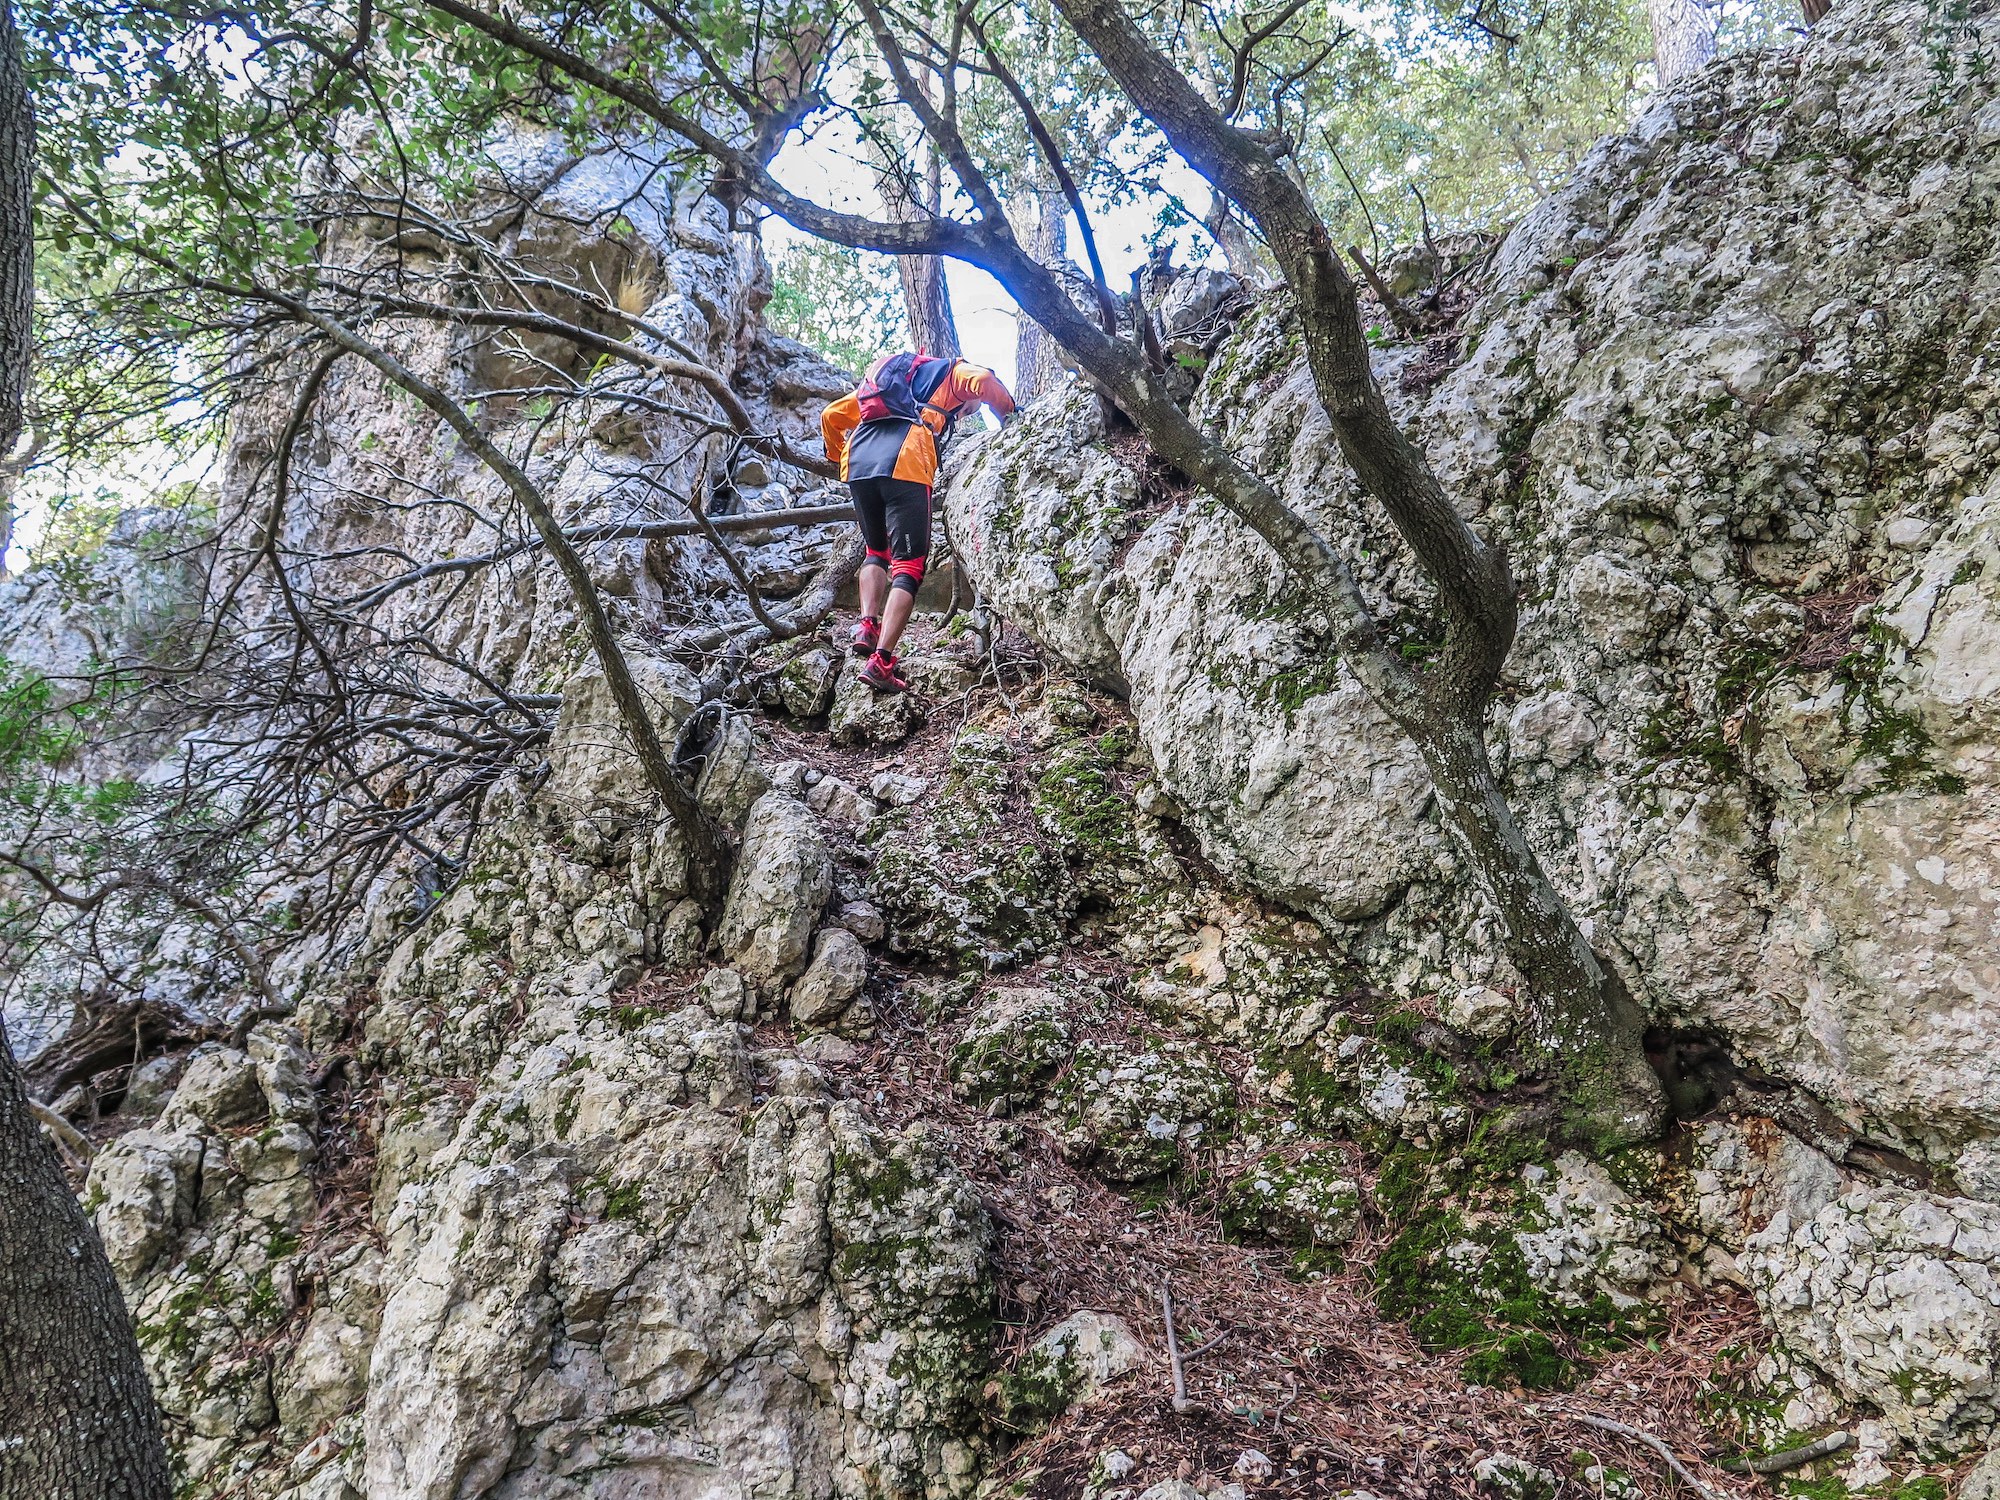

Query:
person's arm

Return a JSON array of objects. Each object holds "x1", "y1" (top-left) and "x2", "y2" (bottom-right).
[
  {"x1": 948, "y1": 362, "x2": 1016, "y2": 422},
  {"x1": 821, "y1": 392, "x2": 860, "y2": 469}
]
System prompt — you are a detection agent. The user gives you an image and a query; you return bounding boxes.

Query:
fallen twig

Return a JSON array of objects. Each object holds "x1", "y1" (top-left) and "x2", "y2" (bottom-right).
[
  {"x1": 1181, "y1": 1326, "x2": 1235, "y2": 1362},
  {"x1": 1721, "y1": 1430, "x2": 1851, "y2": 1475},
  {"x1": 1569, "y1": 1413, "x2": 1723, "y2": 1500},
  {"x1": 1160, "y1": 1282, "x2": 1191, "y2": 1414}
]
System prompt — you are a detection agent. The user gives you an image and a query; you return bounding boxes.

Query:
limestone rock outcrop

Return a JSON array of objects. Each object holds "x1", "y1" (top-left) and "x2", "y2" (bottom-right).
[
  {"x1": 1744, "y1": 1187, "x2": 2000, "y2": 1449},
  {"x1": 945, "y1": 1, "x2": 2000, "y2": 1446},
  {"x1": 28, "y1": 123, "x2": 997, "y2": 1500},
  {"x1": 952, "y1": 0, "x2": 2000, "y2": 1162}
]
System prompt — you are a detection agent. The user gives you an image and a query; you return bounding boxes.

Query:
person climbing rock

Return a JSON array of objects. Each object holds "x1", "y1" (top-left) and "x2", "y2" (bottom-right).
[{"x1": 821, "y1": 351, "x2": 1016, "y2": 693}]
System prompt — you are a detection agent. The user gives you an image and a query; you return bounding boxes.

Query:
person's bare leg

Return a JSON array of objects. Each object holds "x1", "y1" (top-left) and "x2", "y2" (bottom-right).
[
  {"x1": 858, "y1": 561, "x2": 888, "y2": 622},
  {"x1": 877, "y1": 586, "x2": 918, "y2": 657}
]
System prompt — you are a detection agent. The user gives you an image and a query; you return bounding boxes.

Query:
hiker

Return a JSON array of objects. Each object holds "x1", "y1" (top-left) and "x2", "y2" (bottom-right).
[{"x1": 821, "y1": 351, "x2": 1016, "y2": 693}]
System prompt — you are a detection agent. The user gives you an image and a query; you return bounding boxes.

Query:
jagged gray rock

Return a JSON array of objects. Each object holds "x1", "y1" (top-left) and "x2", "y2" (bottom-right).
[
  {"x1": 950, "y1": 0, "x2": 2000, "y2": 1158},
  {"x1": 777, "y1": 644, "x2": 840, "y2": 718},
  {"x1": 828, "y1": 671, "x2": 925, "y2": 746},
  {"x1": 1743, "y1": 1186, "x2": 2000, "y2": 1449},
  {"x1": 789, "y1": 927, "x2": 868, "y2": 1026},
  {"x1": 716, "y1": 792, "x2": 833, "y2": 984}
]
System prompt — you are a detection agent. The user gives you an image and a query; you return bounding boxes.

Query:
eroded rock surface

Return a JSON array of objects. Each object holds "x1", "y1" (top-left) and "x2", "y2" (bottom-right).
[{"x1": 951, "y1": 0, "x2": 2000, "y2": 1159}]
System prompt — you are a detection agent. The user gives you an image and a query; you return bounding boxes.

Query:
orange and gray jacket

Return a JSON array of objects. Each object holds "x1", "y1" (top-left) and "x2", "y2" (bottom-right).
[{"x1": 821, "y1": 359, "x2": 1017, "y2": 487}]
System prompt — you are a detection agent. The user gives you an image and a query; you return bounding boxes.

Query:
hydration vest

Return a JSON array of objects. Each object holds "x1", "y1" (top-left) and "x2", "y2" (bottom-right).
[{"x1": 857, "y1": 351, "x2": 959, "y2": 431}]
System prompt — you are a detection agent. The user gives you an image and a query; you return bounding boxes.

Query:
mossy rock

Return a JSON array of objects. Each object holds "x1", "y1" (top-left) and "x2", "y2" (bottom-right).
[
  {"x1": 1369, "y1": 1148, "x2": 1656, "y2": 1392},
  {"x1": 864, "y1": 728, "x2": 1078, "y2": 967},
  {"x1": 948, "y1": 987, "x2": 1072, "y2": 1107},
  {"x1": 1032, "y1": 729, "x2": 1141, "y2": 879},
  {"x1": 1221, "y1": 1148, "x2": 1362, "y2": 1247},
  {"x1": 1050, "y1": 1038, "x2": 1236, "y2": 1181},
  {"x1": 986, "y1": 1309, "x2": 1142, "y2": 1434}
]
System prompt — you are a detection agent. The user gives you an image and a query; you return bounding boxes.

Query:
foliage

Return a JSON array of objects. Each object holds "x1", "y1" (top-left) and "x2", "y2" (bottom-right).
[
  {"x1": 767, "y1": 237, "x2": 904, "y2": 376},
  {"x1": 1292, "y1": 0, "x2": 1797, "y2": 250}
]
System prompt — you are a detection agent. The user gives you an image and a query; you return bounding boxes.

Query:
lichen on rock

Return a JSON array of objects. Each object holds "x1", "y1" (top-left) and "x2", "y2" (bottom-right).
[{"x1": 1049, "y1": 1038, "x2": 1236, "y2": 1182}]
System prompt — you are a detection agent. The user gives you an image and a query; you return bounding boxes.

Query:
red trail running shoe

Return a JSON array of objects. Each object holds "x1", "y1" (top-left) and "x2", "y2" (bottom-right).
[
  {"x1": 851, "y1": 616, "x2": 881, "y2": 655},
  {"x1": 857, "y1": 650, "x2": 908, "y2": 695}
]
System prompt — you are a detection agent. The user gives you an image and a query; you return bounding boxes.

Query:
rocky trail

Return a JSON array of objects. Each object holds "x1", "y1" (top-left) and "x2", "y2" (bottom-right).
[
  {"x1": 12, "y1": 2, "x2": 2000, "y2": 1495},
  {"x1": 463, "y1": 609, "x2": 1855, "y2": 1500}
]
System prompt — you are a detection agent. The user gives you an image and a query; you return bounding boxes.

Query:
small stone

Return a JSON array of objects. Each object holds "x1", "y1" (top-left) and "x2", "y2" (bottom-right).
[
  {"x1": 777, "y1": 647, "x2": 840, "y2": 719},
  {"x1": 1884, "y1": 515, "x2": 1937, "y2": 549},
  {"x1": 1047, "y1": 693, "x2": 1098, "y2": 729},
  {"x1": 1506, "y1": 692, "x2": 1598, "y2": 769},
  {"x1": 828, "y1": 671, "x2": 924, "y2": 747},
  {"x1": 693, "y1": 708, "x2": 770, "y2": 829},
  {"x1": 835, "y1": 900, "x2": 886, "y2": 944},
  {"x1": 1050, "y1": 1038, "x2": 1235, "y2": 1181},
  {"x1": 1445, "y1": 985, "x2": 1518, "y2": 1041},
  {"x1": 1233, "y1": 1448, "x2": 1275, "y2": 1481},
  {"x1": 701, "y1": 968, "x2": 749, "y2": 1020},
  {"x1": 1222, "y1": 1149, "x2": 1361, "y2": 1246},
  {"x1": 121, "y1": 1054, "x2": 186, "y2": 1118},
  {"x1": 715, "y1": 793, "x2": 833, "y2": 984},
  {"x1": 901, "y1": 650, "x2": 978, "y2": 696},
  {"x1": 949, "y1": 988, "x2": 1070, "y2": 1107},
  {"x1": 1473, "y1": 1453, "x2": 1559, "y2": 1499},
  {"x1": 764, "y1": 760, "x2": 808, "y2": 798},
  {"x1": 1101, "y1": 1448, "x2": 1137, "y2": 1480},
  {"x1": 1134, "y1": 779, "x2": 1180, "y2": 819},
  {"x1": 869, "y1": 771, "x2": 929, "y2": 806},
  {"x1": 797, "y1": 1032, "x2": 859, "y2": 1065},
  {"x1": 992, "y1": 1310, "x2": 1144, "y2": 1431},
  {"x1": 790, "y1": 929, "x2": 868, "y2": 1026},
  {"x1": 656, "y1": 898, "x2": 706, "y2": 970},
  {"x1": 806, "y1": 775, "x2": 877, "y2": 833},
  {"x1": 163, "y1": 1045, "x2": 267, "y2": 1131}
]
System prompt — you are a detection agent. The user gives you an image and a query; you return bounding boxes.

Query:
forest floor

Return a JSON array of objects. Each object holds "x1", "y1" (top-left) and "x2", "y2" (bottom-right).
[{"x1": 737, "y1": 613, "x2": 1822, "y2": 1500}]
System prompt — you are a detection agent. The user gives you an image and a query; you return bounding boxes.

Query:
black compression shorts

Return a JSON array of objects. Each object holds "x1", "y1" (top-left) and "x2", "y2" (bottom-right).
[{"x1": 850, "y1": 476, "x2": 932, "y2": 595}]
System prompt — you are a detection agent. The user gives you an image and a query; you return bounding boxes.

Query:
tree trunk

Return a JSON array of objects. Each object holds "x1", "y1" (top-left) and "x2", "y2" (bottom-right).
[
  {"x1": 1414, "y1": 718, "x2": 1667, "y2": 1145},
  {"x1": 1, "y1": 1020, "x2": 174, "y2": 1499},
  {"x1": 0, "y1": 0, "x2": 26, "y2": 463},
  {"x1": 881, "y1": 162, "x2": 962, "y2": 356},
  {"x1": 1648, "y1": 0, "x2": 1716, "y2": 85},
  {"x1": 877, "y1": 73, "x2": 963, "y2": 358},
  {"x1": 894, "y1": 240, "x2": 962, "y2": 358},
  {"x1": 1204, "y1": 188, "x2": 1276, "y2": 284},
  {"x1": 1043, "y1": 0, "x2": 1666, "y2": 1142},
  {"x1": 1014, "y1": 175, "x2": 1069, "y2": 402},
  {"x1": 1, "y1": 16, "x2": 171, "y2": 1489}
]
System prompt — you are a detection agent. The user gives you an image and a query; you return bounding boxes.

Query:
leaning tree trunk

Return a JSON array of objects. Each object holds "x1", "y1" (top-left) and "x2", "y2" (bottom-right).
[
  {"x1": 1044, "y1": 0, "x2": 1666, "y2": 1144},
  {"x1": 1013, "y1": 173, "x2": 1070, "y2": 402},
  {"x1": 0, "y1": 9, "x2": 173, "y2": 1493},
  {"x1": 1417, "y1": 718, "x2": 1666, "y2": 1143},
  {"x1": 1648, "y1": 0, "x2": 1716, "y2": 85},
  {"x1": 883, "y1": 168, "x2": 963, "y2": 357}
]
